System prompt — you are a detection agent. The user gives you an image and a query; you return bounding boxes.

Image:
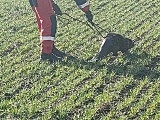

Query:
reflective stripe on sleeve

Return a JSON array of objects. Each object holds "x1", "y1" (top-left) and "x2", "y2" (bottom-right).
[
  {"x1": 79, "y1": 1, "x2": 89, "y2": 8},
  {"x1": 40, "y1": 36, "x2": 55, "y2": 41}
]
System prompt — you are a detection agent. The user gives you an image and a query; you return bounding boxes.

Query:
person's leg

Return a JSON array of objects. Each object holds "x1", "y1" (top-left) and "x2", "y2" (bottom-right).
[{"x1": 32, "y1": 0, "x2": 61, "y2": 62}]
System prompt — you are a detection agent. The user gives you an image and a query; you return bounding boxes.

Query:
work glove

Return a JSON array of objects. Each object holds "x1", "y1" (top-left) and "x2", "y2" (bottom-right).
[
  {"x1": 85, "y1": 11, "x2": 93, "y2": 23},
  {"x1": 52, "y1": 3, "x2": 62, "y2": 16}
]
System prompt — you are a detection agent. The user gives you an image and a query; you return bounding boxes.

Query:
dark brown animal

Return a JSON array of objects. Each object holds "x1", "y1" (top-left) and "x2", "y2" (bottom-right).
[{"x1": 91, "y1": 33, "x2": 134, "y2": 61}]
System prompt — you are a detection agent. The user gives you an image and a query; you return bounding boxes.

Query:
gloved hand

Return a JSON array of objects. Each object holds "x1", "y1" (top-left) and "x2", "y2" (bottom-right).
[
  {"x1": 52, "y1": 3, "x2": 62, "y2": 16},
  {"x1": 85, "y1": 11, "x2": 93, "y2": 23}
]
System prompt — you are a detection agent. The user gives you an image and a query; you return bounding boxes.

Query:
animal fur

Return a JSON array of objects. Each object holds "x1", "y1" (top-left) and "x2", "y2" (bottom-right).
[{"x1": 91, "y1": 33, "x2": 134, "y2": 61}]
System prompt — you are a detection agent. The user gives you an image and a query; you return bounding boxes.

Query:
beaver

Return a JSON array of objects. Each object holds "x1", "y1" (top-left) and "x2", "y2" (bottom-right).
[{"x1": 90, "y1": 33, "x2": 134, "y2": 61}]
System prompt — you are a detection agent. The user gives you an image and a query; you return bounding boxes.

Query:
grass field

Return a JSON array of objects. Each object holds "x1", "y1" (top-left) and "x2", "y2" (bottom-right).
[{"x1": 0, "y1": 0, "x2": 160, "y2": 119}]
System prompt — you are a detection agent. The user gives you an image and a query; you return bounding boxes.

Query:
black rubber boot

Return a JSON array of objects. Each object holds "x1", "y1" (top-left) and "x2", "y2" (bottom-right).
[
  {"x1": 40, "y1": 53, "x2": 62, "y2": 63},
  {"x1": 52, "y1": 46, "x2": 67, "y2": 58}
]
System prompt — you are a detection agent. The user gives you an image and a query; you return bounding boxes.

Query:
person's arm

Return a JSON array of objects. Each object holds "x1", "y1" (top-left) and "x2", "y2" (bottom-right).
[
  {"x1": 74, "y1": 0, "x2": 90, "y2": 12},
  {"x1": 74, "y1": 0, "x2": 93, "y2": 22}
]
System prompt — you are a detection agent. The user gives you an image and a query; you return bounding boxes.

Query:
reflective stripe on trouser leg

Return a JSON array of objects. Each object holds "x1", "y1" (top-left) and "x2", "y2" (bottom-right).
[
  {"x1": 40, "y1": 36, "x2": 54, "y2": 41},
  {"x1": 80, "y1": 2, "x2": 89, "y2": 12},
  {"x1": 78, "y1": 1, "x2": 89, "y2": 9}
]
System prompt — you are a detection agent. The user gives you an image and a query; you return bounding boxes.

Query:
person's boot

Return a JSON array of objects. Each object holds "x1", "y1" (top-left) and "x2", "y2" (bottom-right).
[
  {"x1": 52, "y1": 46, "x2": 67, "y2": 58},
  {"x1": 40, "y1": 53, "x2": 62, "y2": 63}
]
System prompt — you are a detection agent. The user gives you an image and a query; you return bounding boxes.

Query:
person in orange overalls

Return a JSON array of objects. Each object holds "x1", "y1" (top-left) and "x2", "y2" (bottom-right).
[{"x1": 29, "y1": 0, "x2": 93, "y2": 62}]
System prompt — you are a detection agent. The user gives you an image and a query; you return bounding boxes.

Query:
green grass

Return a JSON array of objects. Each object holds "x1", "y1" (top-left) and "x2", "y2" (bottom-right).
[{"x1": 0, "y1": 0, "x2": 160, "y2": 119}]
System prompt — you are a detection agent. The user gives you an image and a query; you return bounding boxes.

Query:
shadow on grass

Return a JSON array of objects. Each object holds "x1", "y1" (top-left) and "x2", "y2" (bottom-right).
[
  {"x1": 61, "y1": 51, "x2": 159, "y2": 80},
  {"x1": 60, "y1": 55, "x2": 106, "y2": 70},
  {"x1": 3, "y1": 41, "x2": 159, "y2": 120},
  {"x1": 90, "y1": 53, "x2": 159, "y2": 120},
  {"x1": 106, "y1": 52, "x2": 160, "y2": 80},
  {"x1": 57, "y1": 51, "x2": 159, "y2": 120},
  {"x1": 54, "y1": 49, "x2": 159, "y2": 118}
]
